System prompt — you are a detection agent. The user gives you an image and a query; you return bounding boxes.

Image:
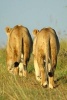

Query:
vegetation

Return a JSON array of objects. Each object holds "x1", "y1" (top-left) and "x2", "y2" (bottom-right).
[{"x1": 0, "y1": 39, "x2": 67, "y2": 100}]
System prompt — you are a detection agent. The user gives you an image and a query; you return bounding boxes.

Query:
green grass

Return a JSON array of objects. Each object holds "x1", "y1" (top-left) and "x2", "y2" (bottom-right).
[{"x1": 0, "y1": 39, "x2": 67, "y2": 100}]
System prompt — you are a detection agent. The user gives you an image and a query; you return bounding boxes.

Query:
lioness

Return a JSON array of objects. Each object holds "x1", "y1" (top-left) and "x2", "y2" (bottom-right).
[
  {"x1": 5, "y1": 25, "x2": 33, "y2": 77},
  {"x1": 33, "y1": 27, "x2": 60, "y2": 89}
]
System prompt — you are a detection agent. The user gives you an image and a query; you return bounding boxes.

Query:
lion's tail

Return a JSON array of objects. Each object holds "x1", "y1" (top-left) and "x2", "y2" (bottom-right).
[
  {"x1": 45, "y1": 39, "x2": 50, "y2": 77},
  {"x1": 14, "y1": 33, "x2": 23, "y2": 67}
]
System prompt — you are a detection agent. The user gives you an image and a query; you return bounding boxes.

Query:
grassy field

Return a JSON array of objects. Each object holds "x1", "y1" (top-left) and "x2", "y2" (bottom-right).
[{"x1": 0, "y1": 39, "x2": 67, "y2": 100}]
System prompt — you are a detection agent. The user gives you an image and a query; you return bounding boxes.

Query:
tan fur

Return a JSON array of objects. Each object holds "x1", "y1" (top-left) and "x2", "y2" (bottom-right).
[
  {"x1": 5, "y1": 25, "x2": 33, "y2": 76},
  {"x1": 32, "y1": 27, "x2": 60, "y2": 88}
]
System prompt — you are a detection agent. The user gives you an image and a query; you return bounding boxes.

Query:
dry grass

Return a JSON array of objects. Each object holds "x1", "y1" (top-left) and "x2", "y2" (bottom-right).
[{"x1": 0, "y1": 39, "x2": 67, "y2": 100}]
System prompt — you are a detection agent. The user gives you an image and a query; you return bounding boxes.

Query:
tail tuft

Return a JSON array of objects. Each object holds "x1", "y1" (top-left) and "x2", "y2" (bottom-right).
[{"x1": 14, "y1": 62, "x2": 19, "y2": 67}]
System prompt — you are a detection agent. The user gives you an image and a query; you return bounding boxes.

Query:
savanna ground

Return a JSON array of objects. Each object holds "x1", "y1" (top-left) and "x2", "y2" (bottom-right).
[{"x1": 0, "y1": 39, "x2": 67, "y2": 100}]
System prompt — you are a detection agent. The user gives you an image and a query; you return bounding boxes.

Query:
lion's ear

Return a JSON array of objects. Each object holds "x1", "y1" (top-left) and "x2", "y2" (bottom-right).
[
  {"x1": 5, "y1": 27, "x2": 12, "y2": 35},
  {"x1": 32, "y1": 29, "x2": 39, "y2": 37}
]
